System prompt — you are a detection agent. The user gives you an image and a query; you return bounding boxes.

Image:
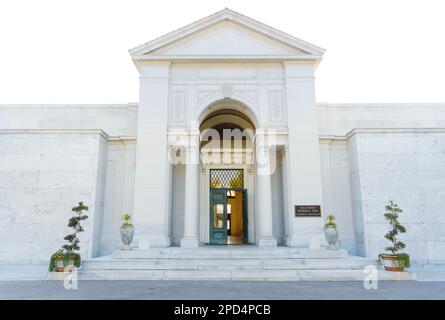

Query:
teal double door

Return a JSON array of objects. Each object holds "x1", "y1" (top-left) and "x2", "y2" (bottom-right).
[{"x1": 209, "y1": 188, "x2": 247, "y2": 245}]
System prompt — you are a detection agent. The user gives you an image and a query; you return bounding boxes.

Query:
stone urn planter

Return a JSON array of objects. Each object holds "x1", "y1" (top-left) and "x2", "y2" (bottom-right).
[
  {"x1": 323, "y1": 214, "x2": 339, "y2": 250},
  {"x1": 120, "y1": 213, "x2": 135, "y2": 250}
]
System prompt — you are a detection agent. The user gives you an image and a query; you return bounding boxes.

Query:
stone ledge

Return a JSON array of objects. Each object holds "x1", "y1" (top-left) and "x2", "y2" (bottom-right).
[
  {"x1": 0, "y1": 129, "x2": 109, "y2": 138},
  {"x1": 111, "y1": 247, "x2": 351, "y2": 259},
  {"x1": 77, "y1": 269, "x2": 417, "y2": 281},
  {"x1": 378, "y1": 270, "x2": 416, "y2": 281},
  {"x1": 47, "y1": 267, "x2": 82, "y2": 281},
  {"x1": 295, "y1": 248, "x2": 348, "y2": 259}
]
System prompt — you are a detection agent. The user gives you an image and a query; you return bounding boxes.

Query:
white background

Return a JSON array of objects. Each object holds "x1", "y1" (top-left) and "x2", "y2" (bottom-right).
[{"x1": 0, "y1": 0, "x2": 444, "y2": 104}]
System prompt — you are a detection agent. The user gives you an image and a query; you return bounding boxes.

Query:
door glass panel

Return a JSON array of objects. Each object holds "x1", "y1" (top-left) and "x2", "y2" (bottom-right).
[
  {"x1": 227, "y1": 190, "x2": 235, "y2": 197},
  {"x1": 213, "y1": 204, "x2": 224, "y2": 229},
  {"x1": 210, "y1": 169, "x2": 244, "y2": 189},
  {"x1": 227, "y1": 204, "x2": 231, "y2": 231}
]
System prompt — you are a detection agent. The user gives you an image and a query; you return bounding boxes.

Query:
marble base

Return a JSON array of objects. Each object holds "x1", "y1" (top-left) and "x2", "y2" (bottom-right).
[
  {"x1": 180, "y1": 237, "x2": 199, "y2": 248},
  {"x1": 137, "y1": 235, "x2": 171, "y2": 249},
  {"x1": 257, "y1": 237, "x2": 277, "y2": 247}
]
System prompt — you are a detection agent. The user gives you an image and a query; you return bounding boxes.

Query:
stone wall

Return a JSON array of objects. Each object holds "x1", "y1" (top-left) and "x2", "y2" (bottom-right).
[
  {"x1": 0, "y1": 104, "x2": 137, "y2": 137},
  {"x1": 319, "y1": 139, "x2": 356, "y2": 254},
  {"x1": 317, "y1": 103, "x2": 445, "y2": 136},
  {"x1": 347, "y1": 129, "x2": 445, "y2": 263},
  {"x1": 99, "y1": 139, "x2": 136, "y2": 255},
  {"x1": 0, "y1": 129, "x2": 108, "y2": 261},
  {"x1": 1, "y1": 103, "x2": 445, "y2": 262}
]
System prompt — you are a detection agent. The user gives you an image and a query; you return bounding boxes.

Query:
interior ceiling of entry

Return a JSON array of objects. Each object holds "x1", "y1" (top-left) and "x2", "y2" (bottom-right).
[
  {"x1": 200, "y1": 108, "x2": 255, "y2": 131},
  {"x1": 211, "y1": 123, "x2": 243, "y2": 137}
]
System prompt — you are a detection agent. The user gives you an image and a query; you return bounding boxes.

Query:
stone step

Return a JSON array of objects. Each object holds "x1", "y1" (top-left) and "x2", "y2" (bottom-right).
[
  {"x1": 49, "y1": 247, "x2": 416, "y2": 281},
  {"x1": 77, "y1": 269, "x2": 416, "y2": 281},
  {"x1": 81, "y1": 257, "x2": 377, "y2": 271},
  {"x1": 111, "y1": 248, "x2": 348, "y2": 259}
]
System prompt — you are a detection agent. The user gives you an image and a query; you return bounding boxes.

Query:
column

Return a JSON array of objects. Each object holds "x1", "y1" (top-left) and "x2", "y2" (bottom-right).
[
  {"x1": 283, "y1": 61, "x2": 324, "y2": 247},
  {"x1": 180, "y1": 133, "x2": 200, "y2": 248},
  {"x1": 132, "y1": 62, "x2": 171, "y2": 249},
  {"x1": 256, "y1": 144, "x2": 277, "y2": 247},
  {"x1": 281, "y1": 146, "x2": 293, "y2": 245}
]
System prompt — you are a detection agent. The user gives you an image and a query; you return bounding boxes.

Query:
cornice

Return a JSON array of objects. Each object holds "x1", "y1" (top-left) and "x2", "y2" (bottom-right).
[
  {"x1": 0, "y1": 103, "x2": 137, "y2": 110},
  {"x1": 132, "y1": 55, "x2": 322, "y2": 63},
  {"x1": 346, "y1": 127, "x2": 445, "y2": 138},
  {"x1": 0, "y1": 129, "x2": 109, "y2": 138}
]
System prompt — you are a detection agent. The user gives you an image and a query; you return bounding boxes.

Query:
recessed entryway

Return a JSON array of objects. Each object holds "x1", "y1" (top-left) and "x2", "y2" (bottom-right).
[{"x1": 209, "y1": 169, "x2": 248, "y2": 245}]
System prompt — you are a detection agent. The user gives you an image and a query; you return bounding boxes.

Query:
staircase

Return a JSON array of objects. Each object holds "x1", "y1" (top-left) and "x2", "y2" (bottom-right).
[{"x1": 75, "y1": 246, "x2": 416, "y2": 281}]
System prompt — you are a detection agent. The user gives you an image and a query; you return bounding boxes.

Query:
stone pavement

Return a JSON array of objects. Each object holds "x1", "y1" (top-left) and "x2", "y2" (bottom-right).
[
  {"x1": 0, "y1": 261, "x2": 444, "y2": 300},
  {"x1": 1, "y1": 280, "x2": 445, "y2": 300},
  {"x1": 0, "y1": 261, "x2": 445, "y2": 281}
]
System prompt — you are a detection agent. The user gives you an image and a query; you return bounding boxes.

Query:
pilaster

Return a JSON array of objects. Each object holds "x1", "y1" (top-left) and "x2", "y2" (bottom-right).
[
  {"x1": 283, "y1": 62, "x2": 324, "y2": 247},
  {"x1": 133, "y1": 62, "x2": 172, "y2": 248}
]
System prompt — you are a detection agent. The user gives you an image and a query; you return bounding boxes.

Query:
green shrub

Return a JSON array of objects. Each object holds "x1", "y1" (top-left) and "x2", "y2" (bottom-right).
[
  {"x1": 379, "y1": 200, "x2": 410, "y2": 270},
  {"x1": 324, "y1": 214, "x2": 336, "y2": 229},
  {"x1": 48, "y1": 202, "x2": 88, "y2": 271},
  {"x1": 122, "y1": 213, "x2": 133, "y2": 227}
]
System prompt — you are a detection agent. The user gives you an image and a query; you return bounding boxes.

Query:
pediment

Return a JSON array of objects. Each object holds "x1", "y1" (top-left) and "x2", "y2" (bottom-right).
[
  {"x1": 150, "y1": 21, "x2": 306, "y2": 56},
  {"x1": 130, "y1": 8, "x2": 325, "y2": 59}
]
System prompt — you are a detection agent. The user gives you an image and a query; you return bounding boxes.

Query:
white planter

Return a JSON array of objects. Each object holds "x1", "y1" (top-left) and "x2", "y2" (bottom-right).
[
  {"x1": 324, "y1": 225, "x2": 339, "y2": 250},
  {"x1": 120, "y1": 225, "x2": 135, "y2": 250}
]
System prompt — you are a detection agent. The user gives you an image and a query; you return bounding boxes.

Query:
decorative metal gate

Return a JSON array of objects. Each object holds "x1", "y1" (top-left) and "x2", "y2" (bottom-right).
[{"x1": 210, "y1": 169, "x2": 244, "y2": 189}]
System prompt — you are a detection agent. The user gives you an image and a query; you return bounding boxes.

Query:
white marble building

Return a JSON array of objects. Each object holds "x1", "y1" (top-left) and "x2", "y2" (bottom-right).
[{"x1": 1, "y1": 8, "x2": 445, "y2": 265}]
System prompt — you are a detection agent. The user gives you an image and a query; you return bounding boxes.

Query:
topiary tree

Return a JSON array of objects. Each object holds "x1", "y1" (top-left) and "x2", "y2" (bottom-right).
[
  {"x1": 379, "y1": 200, "x2": 410, "y2": 270},
  {"x1": 49, "y1": 202, "x2": 88, "y2": 271},
  {"x1": 62, "y1": 202, "x2": 89, "y2": 254},
  {"x1": 383, "y1": 200, "x2": 406, "y2": 253}
]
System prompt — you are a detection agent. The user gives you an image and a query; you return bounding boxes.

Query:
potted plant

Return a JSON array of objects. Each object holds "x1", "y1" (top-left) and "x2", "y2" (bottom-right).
[
  {"x1": 48, "y1": 202, "x2": 89, "y2": 272},
  {"x1": 378, "y1": 200, "x2": 410, "y2": 272},
  {"x1": 323, "y1": 214, "x2": 339, "y2": 250},
  {"x1": 49, "y1": 249, "x2": 66, "y2": 272},
  {"x1": 120, "y1": 213, "x2": 135, "y2": 250}
]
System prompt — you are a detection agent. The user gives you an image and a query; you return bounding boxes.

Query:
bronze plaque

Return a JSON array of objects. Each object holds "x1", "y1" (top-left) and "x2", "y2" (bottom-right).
[{"x1": 295, "y1": 205, "x2": 321, "y2": 217}]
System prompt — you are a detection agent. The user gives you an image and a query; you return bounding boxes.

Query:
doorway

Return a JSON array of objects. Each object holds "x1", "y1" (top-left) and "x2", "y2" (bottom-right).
[{"x1": 209, "y1": 169, "x2": 248, "y2": 245}]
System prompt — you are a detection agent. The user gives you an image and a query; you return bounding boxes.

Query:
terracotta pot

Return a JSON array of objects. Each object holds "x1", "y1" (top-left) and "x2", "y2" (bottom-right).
[
  {"x1": 380, "y1": 254, "x2": 404, "y2": 272},
  {"x1": 65, "y1": 258, "x2": 76, "y2": 272},
  {"x1": 55, "y1": 257, "x2": 65, "y2": 272}
]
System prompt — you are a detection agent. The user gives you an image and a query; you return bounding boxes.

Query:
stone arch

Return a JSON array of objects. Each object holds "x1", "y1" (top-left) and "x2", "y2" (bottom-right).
[
  {"x1": 197, "y1": 98, "x2": 257, "y2": 246},
  {"x1": 199, "y1": 100, "x2": 256, "y2": 154},
  {"x1": 197, "y1": 98, "x2": 259, "y2": 129}
]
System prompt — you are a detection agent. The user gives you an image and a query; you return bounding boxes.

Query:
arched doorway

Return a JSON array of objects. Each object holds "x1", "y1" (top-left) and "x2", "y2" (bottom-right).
[
  {"x1": 199, "y1": 100, "x2": 256, "y2": 245},
  {"x1": 169, "y1": 98, "x2": 285, "y2": 247}
]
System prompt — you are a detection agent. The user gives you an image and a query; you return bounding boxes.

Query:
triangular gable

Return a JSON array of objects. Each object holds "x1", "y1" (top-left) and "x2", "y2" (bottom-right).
[{"x1": 129, "y1": 8, "x2": 325, "y2": 58}]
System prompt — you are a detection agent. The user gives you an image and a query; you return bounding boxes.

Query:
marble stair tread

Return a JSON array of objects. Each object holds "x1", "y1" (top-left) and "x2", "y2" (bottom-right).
[
  {"x1": 71, "y1": 247, "x2": 415, "y2": 281},
  {"x1": 111, "y1": 248, "x2": 348, "y2": 259},
  {"x1": 82, "y1": 257, "x2": 377, "y2": 271},
  {"x1": 76, "y1": 269, "x2": 416, "y2": 281}
]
